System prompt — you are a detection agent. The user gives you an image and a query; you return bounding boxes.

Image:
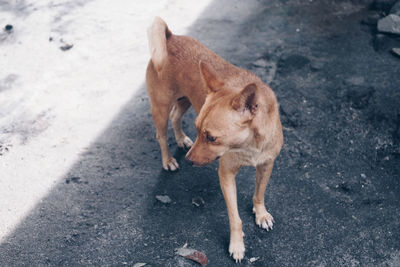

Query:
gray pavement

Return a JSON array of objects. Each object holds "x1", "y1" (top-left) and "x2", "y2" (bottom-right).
[{"x1": 1, "y1": 0, "x2": 400, "y2": 266}]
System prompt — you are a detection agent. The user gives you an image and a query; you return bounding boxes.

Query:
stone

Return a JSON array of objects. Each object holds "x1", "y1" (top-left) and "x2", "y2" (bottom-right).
[
  {"x1": 250, "y1": 257, "x2": 260, "y2": 263},
  {"x1": 252, "y1": 59, "x2": 269, "y2": 68},
  {"x1": 192, "y1": 197, "x2": 205, "y2": 207},
  {"x1": 60, "y1": 43, "x2": 73, "y2": 51},
  {"x1": 155, "y1": 195, "x2": 171, "y2": 204},
  {"x1": 4, "y1": 24, "x2": 13, "y2": 32},
  {"x1": 310, "y1": 61, "x2": 324, "y2": 71},
  {"x1": 392, "y1": 47, "x2": 400, "y2": 57},
  {"x1": 377, "y1": 14, "x2": 400, "y2": 35}
]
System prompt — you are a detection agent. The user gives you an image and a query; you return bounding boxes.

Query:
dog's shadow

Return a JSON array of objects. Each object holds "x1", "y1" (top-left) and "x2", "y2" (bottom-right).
[
  {"x1": 147, "y1": 143, "x2": 272, "y2": 264},
  {"x1": 143, "y1": 132, "x2": 232, "y2": 259}
]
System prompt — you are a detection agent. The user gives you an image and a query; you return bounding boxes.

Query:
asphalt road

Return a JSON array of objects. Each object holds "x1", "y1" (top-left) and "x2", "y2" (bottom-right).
[{"x1": 1, "y1": 0, "x2": 399, "y2": 266}]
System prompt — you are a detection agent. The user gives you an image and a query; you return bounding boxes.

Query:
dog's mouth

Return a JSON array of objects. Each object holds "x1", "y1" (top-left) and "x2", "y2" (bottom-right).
[
  {"x1": 187, "y1": 156, "x2": 220, "y2": 167},
  {"x1": 191, "y1": 162, "x2": 204, "y2": 167},
  {"x1": 190, "y1": 160, "x2": 210, "y2": 167}
]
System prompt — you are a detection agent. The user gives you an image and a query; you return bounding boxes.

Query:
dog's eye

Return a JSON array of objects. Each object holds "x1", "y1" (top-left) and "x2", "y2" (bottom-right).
[{"x1": 206, "y1": 132, "x2": 217, "y2": 143}]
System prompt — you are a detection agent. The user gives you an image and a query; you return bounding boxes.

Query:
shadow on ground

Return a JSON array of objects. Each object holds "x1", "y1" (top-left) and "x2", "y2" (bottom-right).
[{"x1": 1, "y1": 0, "x2": 399, "y2": 266}]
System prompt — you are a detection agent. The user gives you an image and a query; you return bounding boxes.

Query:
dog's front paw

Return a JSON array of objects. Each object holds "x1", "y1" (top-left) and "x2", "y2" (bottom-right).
[
  {"x1": 229, "y1": 238, "x2": 245, "y2": 263},
  {"x1": 162, "y1": 157, "x2": 179, "y2": 171},
  {"x1": 229, "y1": 231, "x2": 245, "y2": 263},
  {"x1": 177, "y1": 136, "x2": 193, "y2": 150},
  {"x1": 253, "y1": 207, "x2": 274, "y2": 231}
]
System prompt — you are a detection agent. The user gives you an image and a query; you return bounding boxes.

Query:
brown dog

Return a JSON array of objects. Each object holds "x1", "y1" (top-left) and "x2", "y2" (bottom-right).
[{"x1": 146, "y1": 17, "x2": 283, "y2": 262}]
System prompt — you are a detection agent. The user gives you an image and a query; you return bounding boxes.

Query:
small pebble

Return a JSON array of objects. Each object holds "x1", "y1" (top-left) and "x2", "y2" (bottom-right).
[
  {"x1": 310, "y1": 61, "x2": 324, "y2": 71},
  {"x1": 192, "y1": 197, "x2": 205, "y2": 207},
  {"x1": 156, "y1": 195, "x2": 171, "y2": 204},
  {"x1": 250, "y1": 257, "x2": 260, "y2": 263},
  {"x1": 4, "y1": 24, "x2": 13, "y2": 32},
  {"x1": 392, "y1": 47, "x2": 400, "y2": 57},
  {"x1": 60, "y1": 43, "x2": 73, "y2": 51},
  {"x1": 253, "y1": 59, "x2": 269, "y2": 68}
]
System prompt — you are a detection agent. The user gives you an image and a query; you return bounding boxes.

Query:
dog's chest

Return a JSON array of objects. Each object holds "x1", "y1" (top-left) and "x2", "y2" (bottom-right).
[{"x1": 230, "y1": 148, "x2": 272, "y2": 167}]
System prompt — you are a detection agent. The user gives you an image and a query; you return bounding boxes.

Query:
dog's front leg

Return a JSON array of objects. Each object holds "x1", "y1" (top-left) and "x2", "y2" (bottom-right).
[
  {"x1": 218, "y1": 158, "x2": 245, "y2": 262},
  {"x1": 253, "y1": 161, "x2": 275, "y2": 231}
]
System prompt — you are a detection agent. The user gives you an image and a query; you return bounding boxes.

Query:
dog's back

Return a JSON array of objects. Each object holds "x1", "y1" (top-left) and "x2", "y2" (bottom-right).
[{"x1": 146, "y1": 17, "x2": 248, "y2": 112}]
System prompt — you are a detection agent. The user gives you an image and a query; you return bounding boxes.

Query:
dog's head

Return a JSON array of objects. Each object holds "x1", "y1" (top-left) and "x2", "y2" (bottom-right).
[{"x1": 186, "y1": 62, "x2": 260, "y2": 166}]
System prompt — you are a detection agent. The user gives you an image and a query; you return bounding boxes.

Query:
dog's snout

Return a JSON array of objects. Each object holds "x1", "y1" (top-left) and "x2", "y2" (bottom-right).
[{"x1": 186, "y1": 152, "x2": 204, "y2": 166}]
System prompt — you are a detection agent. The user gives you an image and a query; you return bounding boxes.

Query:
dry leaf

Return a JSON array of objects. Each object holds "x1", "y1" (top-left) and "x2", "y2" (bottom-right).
[{"x1": 176, "y1": 247, "x2": 208, "y2": 266}]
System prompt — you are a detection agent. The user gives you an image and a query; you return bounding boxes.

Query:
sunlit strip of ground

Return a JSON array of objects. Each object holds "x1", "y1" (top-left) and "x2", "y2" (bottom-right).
[{"x1": 0, "y1": 0, "x2": 213, "y2": 242}]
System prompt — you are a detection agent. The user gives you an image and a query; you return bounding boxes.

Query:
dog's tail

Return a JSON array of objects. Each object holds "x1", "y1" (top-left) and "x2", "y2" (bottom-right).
[{"x1": 147, "y1": 17, "x2": 172, "y2": 73}]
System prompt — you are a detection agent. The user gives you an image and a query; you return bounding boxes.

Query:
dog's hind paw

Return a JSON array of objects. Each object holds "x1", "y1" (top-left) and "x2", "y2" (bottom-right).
[
  {"x1": 177, "y1": 136, "x2": 193, "y2": 150},
  {"x1": 162, "y1": 157, "x2": 179, "y2": 171}
]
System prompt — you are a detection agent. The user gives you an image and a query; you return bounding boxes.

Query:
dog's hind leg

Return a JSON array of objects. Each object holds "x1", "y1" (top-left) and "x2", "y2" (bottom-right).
[
  {"x1": 146, "y1": 65, "x2": 179, "y2": 171},
  {"x1": 170, "y1": 97, "x2": 193, "y2": 150},
  {"x1": 150, "y1": 97, "x2": 179, "y2": 171}
]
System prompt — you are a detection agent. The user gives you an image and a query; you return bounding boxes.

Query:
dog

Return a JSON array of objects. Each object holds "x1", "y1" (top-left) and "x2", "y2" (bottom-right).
[{"x1": 145, "y1": 17, "x2": 283, "y2": 262}]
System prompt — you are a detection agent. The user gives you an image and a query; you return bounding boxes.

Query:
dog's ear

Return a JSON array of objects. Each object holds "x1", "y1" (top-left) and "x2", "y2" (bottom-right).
[
  {"x1": 199, "y1": 61, "x2": 224, "y2": 93},
  {"x1": 231, "y1": 83, "x2": 258, "y2": 118}
]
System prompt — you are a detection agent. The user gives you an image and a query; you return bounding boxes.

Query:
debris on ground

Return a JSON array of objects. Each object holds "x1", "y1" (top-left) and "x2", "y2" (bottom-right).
[
  {"x1": 249, "y1": 257, "x2": 260, "y2": 263},
  {"x1": 392, "y1": 47, "x2": 400, "y2": 56},
  {"x1": 192, "y1": 197, "x2": 205, "y2": 207},
  {"x1": 252, "y1": 59, "x2": 269, "y2": 68},
  {"x1": 175, "y1": 245, "x2": 208, "y2": 266},
  {"x1": 0, "y1": 144, "x2": 10, "y2": 156},
  {"x1": 4, "y1": 24, "x2": 13, "y2": 32},
  {"x1": 65, "y1": 177, "x2": 88, "y2": 184},
  {"x1": 155, "y1": 195, "x2": 171, "y2": 204},
  {"x1": 377, "y1": 14, "x2": 400, "y2": 35},
  {"x1": 60, "y1": 43, "x2": 73, "y2": 51},
  {"x1": 310, "y1": 61, "x2": 324, "y2": 71}
]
